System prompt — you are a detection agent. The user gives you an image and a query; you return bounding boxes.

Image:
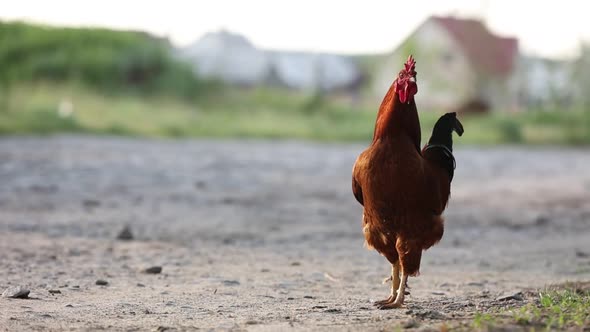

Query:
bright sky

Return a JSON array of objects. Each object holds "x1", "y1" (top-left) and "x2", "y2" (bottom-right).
[{"x1": 1, "y1": 0, "x2": 588, "y2": 59}]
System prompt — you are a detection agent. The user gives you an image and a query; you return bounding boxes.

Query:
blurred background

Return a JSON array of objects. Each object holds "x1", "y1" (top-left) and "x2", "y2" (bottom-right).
[{"x1": 1, "y1": 0, "x2": 589, "y2": 144}]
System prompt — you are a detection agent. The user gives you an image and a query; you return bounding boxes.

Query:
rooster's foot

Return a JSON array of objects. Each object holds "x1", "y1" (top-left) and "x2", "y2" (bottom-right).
[
  {"x1": 373, "y1": 294, "x2": 395, "y2": 307},
  {"x1": 377, "y1": 299, "x2": 404, "y2": 309}
]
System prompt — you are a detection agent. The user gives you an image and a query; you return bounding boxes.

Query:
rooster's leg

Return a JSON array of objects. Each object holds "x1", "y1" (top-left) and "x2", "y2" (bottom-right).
[
  {"x1": 374, "y1": 261, "x2": 400, "y2": 306},
  {"x1": 392, "y1": 261, "x2": 401, "y2": 290},
  {"x1": 381, "y1": 261, "x2": 401, "y2": 285},
  {"x1": 377, "y1": 272, "x2": 407, "y2": 309}
]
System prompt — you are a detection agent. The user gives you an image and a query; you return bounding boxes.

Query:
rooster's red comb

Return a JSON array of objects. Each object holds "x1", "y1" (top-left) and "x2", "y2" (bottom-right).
[{"x1": 404, "y1": 55, "x2": 416, "y2": 73}]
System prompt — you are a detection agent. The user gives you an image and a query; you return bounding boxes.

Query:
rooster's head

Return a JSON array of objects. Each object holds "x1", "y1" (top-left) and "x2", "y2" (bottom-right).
[{"x1": 393, "y1": 55, "x2": 418, "y2": 104}]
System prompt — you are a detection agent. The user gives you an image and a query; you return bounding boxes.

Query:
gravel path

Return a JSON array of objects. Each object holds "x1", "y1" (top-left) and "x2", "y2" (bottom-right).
[{"x1": 0, "y1": 136, "x2": 589, "y2": 331}]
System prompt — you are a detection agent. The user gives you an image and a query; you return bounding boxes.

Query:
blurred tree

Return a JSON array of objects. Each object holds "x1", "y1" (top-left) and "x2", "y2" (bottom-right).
[{"x1": 0, "y1": 21, "x2": 209, "y2": 99}]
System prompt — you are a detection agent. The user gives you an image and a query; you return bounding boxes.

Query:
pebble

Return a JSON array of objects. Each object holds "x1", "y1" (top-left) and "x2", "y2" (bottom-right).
[
  {"x1": 535, "y1": 215, "x2": 550, "y2": 226},
  {"x1": 95, "y1": 279, "x2": 109, "y2": 286},
  {"x1": 403, "y1": 319, "x2": 419, "y2": 329},
  {"x1": 496, "y1": 291, "x2": 523, "y2": 301},
  {"x1": 412, "y1": 309, "x2": 446, "y2": 320},
  {"x1": 117, "y1": 226, "x2": 134, "y2": 241},
  {"x1": 48, "y1": 289, "x2": 62, "y2": 294},
  {"x1": 144, "y1": 266, "x2": 162, "y2": 274},
  {"x1": 2, "y1": 286, "x2": 30, "y2": 299},
  {"x1": 222, "y1": 280, "x2": 240, "y2": 286},
  {"x1": 82, "y1": 199, "x2": 101, "y2": 209}
]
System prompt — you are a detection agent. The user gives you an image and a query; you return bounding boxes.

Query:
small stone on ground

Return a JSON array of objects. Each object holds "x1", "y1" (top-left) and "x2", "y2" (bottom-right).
[
  {"x1": 144, "y1": 266, "x2": 162, "y2": 274},
  {"x1": 2, "y1": 286, "x2": 30, "y2": 299}
]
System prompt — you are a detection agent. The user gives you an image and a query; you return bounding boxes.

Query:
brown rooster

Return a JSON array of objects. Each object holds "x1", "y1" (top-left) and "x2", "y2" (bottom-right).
[{"x1": 352, "y1": 56, "x2": 463, "y2": 309}]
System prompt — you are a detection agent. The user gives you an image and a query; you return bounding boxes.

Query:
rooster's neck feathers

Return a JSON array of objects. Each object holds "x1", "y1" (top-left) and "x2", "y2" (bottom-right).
[{"x1": 372, "y1": 86, "x2": 421, "y2": 152}]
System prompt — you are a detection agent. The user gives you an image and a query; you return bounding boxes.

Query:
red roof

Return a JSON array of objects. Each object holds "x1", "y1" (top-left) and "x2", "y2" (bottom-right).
[{"x1": 432, "y1": 16, "x2": 518, "y2": 76}]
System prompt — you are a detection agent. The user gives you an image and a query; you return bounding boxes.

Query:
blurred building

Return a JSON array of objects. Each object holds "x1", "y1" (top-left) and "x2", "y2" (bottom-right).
[
  {"x1": 373, "y1": 16, "x2": 519, "y2": 112},
  {"x1": 179, "y1": 30, "x2": 269, "y2": 86},
  {"x1": 266, "y1": 51, "x2": 361, "y2": 92},
  {"x1": 179, "y1": 30, "x2": 362, "y2": 93}
]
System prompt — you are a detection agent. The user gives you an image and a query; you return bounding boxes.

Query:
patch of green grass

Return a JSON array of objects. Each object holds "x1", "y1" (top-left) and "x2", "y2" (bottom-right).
[
  {"x1": 0, "y1": 106, "x2": 84, "y2": 135},
  {"x1": 512, "y1": 288, "x2": 590, "y2": 330},
  {"x1": 472, "y1": 312, "x2": 497, "y2": 329},
  {"x1": 0, "y1": 82, "x2": 589, "y2": 144},
  {"x1": 471, "y1": 283, "x2": 590, "y2": 331},
  {"x1": 0, "y1": 83, "x2": 376, "y2": 140}
]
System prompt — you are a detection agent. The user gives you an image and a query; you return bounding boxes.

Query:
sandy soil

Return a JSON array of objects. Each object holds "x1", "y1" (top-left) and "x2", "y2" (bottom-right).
[{"x1": 0, "y1": 136, "x2": 589, "y2": 331}]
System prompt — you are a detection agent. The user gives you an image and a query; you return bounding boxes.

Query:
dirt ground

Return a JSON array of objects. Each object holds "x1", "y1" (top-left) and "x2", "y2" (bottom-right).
[{"x1": 0, "y1": 136, "x2": 589, "y2": 331}]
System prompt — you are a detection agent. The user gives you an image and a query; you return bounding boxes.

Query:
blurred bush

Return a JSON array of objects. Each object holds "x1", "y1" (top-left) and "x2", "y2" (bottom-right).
[{"x1": 0, "y1": 21, "x2": 211, "y2": 98}]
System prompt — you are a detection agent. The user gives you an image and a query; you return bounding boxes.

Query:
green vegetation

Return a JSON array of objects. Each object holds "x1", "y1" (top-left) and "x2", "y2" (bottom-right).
[
  {"x1": 459, "y1": 109, "x2": 590, "y2": 145},
  {"x1": 0, "y1": 82, "x2": 374, "y2": 140},
  {"x1": 1, "y1": 82, "x2": 590, "y2": 144},
  {"x1": 512, "y1": 288, "x2": 590, "y2": 330},
  {"x1": 472, "y1": 312, "x2": 497, "y2": 329},
  {"x1": 471, "y1": 284, "x2": 590, "y2": 331},
  {"x1": 0, "y1": 21, "x2": 210, "y2": 98}
]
